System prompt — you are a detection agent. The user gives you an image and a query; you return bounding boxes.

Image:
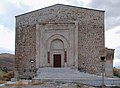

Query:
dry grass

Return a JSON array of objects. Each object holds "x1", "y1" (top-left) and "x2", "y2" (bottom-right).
[
  {"x1": 0, "y1": 71, "x2": 14, "y2": 81},
  {"x1": 29, "y1": 80, "x2": 44, "y2": 85},
  {"x1": 0, "y1": 71, "x2": 5, "y2": 74},
  {"x1": 13, "y1": 80, "x2": 25, "y2": 87},
  {"x1": 0, "y1": 81, "x2": 6, "y2": 84}
]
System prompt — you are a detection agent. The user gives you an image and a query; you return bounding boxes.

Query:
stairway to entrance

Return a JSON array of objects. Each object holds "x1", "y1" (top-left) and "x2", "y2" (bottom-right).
[
  {"x1": 33, "y1": 67, "x2": 120, "y2": 86},
  {"x1": 36, "y1": 67, "x2": 100, "y2": 79}
]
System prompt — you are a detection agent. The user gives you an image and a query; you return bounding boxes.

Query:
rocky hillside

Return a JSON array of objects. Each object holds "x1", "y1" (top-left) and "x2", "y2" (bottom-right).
[{"x1": 0, "y1": 53, "x2": 15, "y2": 71}]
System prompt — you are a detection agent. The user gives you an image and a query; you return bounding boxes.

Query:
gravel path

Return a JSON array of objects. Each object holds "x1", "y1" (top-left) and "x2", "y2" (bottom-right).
[{"x1": 1, "y1": 82, "x2": 107, "y2": 88}]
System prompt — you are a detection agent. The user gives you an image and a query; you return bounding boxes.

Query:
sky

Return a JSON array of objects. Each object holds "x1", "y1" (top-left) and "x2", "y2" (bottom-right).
[{"x1": 0, "y1": 0, "x2": 120, "y2": 67}]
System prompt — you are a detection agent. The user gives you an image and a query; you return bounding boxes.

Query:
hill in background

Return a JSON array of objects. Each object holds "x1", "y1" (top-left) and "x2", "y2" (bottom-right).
[{"x1": 0, "y1": 53, "x2": 15, "y2": 71}]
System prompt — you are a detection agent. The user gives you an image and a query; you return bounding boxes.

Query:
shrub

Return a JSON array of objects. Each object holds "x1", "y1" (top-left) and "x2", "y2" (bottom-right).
[
  {"x1": 111, "y1": 86, "x2": 120, "y2": 88},
  {"x1": 113, "y1": 68, "x2": 120, "y2": 78},
  {"x1": 76, "y1": 83, "x2": 82, "y2": 88}
]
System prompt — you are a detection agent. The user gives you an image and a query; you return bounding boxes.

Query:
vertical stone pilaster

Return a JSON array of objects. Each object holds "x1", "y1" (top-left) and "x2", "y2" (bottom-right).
[
  {"x1": 75, "y1": 21, "x2": 78, "y2": 68},
  {"x1": 39, "y1": 24, "x2": 46, "y2": 67},
  {"x1": 39, "y1": 24, "x2": 43, "y2": 67},
  {"x1": 36, "y1": 24, "x2": 40, "y2": 68}
]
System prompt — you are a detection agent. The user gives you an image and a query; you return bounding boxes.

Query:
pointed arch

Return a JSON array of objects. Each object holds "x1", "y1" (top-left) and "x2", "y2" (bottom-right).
[{"x1": 47, "y1": 34, "x2": 69, "y2": 51}]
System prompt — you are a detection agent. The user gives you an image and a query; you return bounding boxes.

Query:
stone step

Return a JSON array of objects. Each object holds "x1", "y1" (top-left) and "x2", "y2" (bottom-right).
[
  {"x1": 37, "y1": 67, "x2": 100, "y2": 78},
  {"x1": 34, "y1": 67, "x2": 120, "y2": 86}
]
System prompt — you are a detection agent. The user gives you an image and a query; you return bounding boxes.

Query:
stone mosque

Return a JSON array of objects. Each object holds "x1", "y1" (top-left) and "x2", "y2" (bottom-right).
[{"x1": 15, "y1": 4, "x2": 114, "y2": 78}]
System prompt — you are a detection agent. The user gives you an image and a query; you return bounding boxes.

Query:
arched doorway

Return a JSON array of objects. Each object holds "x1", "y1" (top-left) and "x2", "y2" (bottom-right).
[
  {"x1": 47, "y1": 34, "x2": 69, "y2": 67},
  {"x1": 50, "y1": 39, "x2": 64, "y2": 67}
]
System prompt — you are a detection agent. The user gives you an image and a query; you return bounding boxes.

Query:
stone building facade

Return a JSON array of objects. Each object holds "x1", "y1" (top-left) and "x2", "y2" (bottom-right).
[{"x1": 15, "y1": 4, "x2": 114, "y2": 78}]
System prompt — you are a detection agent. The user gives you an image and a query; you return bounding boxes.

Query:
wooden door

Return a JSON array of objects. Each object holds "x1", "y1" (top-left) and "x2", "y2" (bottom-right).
[{"x1": 54, "y1": 54, "x2": 61, "y2": 67}]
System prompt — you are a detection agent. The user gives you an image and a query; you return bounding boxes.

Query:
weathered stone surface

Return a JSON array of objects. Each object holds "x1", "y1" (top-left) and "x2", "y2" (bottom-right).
[{"x1": 15, "y1": 4, "x2": 114, "y2": 78}]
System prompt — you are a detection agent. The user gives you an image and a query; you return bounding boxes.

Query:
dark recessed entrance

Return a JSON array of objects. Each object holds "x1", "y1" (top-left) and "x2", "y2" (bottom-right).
[{"x1": 53, "y1": 54, "x2": 61, "y2": 67}]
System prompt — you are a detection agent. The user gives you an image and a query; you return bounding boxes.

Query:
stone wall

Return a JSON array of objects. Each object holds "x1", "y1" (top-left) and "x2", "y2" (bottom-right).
[
  {"x1": 15, "y1": 24, "x2": 36, "y2": 76},
  {"x1": 15, "y1": 4, "x2": 110, "y2": 77},
  {"x1": 77, "y1": 11, "x2": 104, "y2": 74},
  {"x1": 16, "y1": 4, "x2": 104, "y2": 26},
  {"x1": 105, "y1": 48, "x2": 114, "y2": 77}
]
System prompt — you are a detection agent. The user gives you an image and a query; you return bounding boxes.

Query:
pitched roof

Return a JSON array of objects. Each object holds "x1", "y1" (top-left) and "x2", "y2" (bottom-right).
[{"x1": 16, "y1": 4, "x2": 105, "y2": 17}]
